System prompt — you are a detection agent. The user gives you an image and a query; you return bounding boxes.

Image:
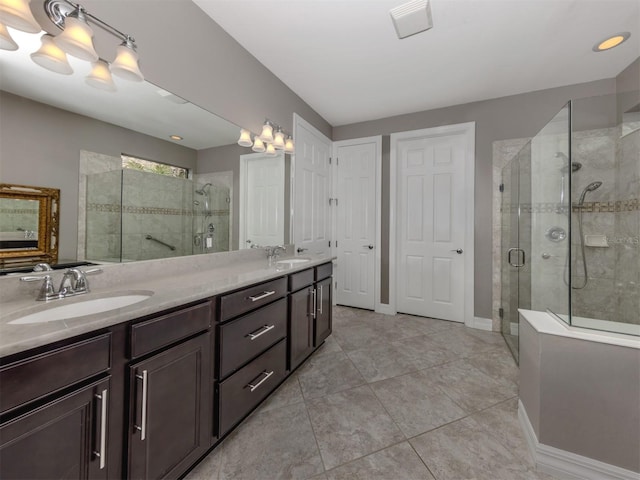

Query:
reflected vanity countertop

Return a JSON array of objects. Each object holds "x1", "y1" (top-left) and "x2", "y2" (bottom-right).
[{"x1": 0, "y1": 251, "x2": 334, "y2": 358}]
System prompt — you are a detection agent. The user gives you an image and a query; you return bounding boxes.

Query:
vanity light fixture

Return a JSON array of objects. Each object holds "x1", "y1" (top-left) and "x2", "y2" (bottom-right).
[
  {"x1": 259, "y1": 120, "x2": 274, "y2": 143},
  {"x1": 110, "y1": 36, "x2": 143, "y2": 82},
  {"x1": 237, "y1": 128, "x2": 253, "y2": 147},
  {"x1": 273, "y1": 127, "x2": 285, "y2": 150},
  {"x1": 52, "y1": 4, "x2": 98, "y2": 61},
  {"x1": 252, "y1": 137, "x2": 266, "y2": 153},
  {"x1": 0, "y1": 22, "x2": 18, "y2": 50},
  {"x1": 30, "y1": 33, "x2": 73, "y2": 74},
  {"x1": 0, "y1": 0, "x2": 40, "y2": 33},
  {"x1": 592, "y1": 32, "x2": 630, "y2": 52},
  {"x1": 85, "y1": 59, "x2": 116, "y2": 91},
  {"x1": 265, "y1": 142, "x2": 277, "y2": 156},
  {"x1": 284, "y1": 135, "x2": 295, "y2": 154}
]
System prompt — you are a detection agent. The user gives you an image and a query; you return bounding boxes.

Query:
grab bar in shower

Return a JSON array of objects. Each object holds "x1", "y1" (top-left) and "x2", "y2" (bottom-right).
[{"x1": 145, "y1": 235, "x2": 176, "y2": 251}]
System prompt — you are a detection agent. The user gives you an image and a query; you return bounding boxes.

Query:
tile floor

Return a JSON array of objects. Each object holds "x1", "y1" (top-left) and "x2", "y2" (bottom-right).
[{"x1": 186, "y1": 306, "x2": 554, "y2": 480}]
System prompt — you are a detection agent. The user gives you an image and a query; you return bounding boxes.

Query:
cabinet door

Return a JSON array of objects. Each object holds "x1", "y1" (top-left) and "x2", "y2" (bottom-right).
[
  {"x1": 289, "y1": 287, "x2": 315, "y2": 371},
  {"x1": 128, "y1": 333, "x2": 211, "y2": 480},
  {"x1": 315, "y1": 277, "x2": 333, "y2": 345},
  {"x1": 0, "y1": 377, "x2": 111, "y2": 480}
]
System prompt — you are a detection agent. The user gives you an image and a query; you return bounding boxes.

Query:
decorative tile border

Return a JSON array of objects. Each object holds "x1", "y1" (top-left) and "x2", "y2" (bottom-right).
[
  {"x1": 87, "y1": 203, "x2": 230, "y2": 216},
  {"x1": 0, "y1": 208, "x2": 39, "y2": 214},
  {"x1": 499, "y1": 199, "x2": 639, "y2": 214}
]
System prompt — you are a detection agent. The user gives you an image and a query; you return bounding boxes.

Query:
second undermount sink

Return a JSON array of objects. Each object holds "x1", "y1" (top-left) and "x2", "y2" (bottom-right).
[
  {"x1": 275, "y1": 258, "x2": 311, "y2": 266},
  {"x1": 8, "y1": 292, "x2": 154, "y2": 325}
]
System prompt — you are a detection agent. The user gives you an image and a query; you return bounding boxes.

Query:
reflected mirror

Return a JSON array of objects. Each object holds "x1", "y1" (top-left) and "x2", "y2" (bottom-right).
[{"x1": 0, "y1": 22, "x2": 291, "y2": 268}]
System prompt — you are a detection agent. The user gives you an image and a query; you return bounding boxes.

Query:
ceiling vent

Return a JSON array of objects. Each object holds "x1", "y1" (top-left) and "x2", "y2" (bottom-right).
[{"x1": 390, "y1": 0, "x2": 433, "y2": 39}]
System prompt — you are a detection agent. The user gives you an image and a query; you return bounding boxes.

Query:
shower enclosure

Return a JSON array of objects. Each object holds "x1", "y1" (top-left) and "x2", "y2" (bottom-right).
[
  {"x1": 501, "y1": 91, "x2": 639, "y2": 360},
  {"x1": 84, "y1": 169, "x2": 230, "y2": 262}
]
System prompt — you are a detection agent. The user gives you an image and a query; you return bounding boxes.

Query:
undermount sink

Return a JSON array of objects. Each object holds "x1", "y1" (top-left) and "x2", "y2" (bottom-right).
[
  {"x1": 8, "y1": 292, "x2": 153, "y2": 325},
  {"x1": 275, "y1": 258, "x2": 311, "y2": 266}
]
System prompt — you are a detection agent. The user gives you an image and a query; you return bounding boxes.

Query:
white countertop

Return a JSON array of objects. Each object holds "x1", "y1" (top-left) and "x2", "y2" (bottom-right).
[{"x1": 0, "y1": 252, "x2": 334, "y2": 358}]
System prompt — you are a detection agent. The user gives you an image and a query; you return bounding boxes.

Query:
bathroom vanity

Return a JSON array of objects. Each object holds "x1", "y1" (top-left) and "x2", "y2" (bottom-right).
[{"x1": 0, "y1": 253, "x2": 333, "y2": 479}]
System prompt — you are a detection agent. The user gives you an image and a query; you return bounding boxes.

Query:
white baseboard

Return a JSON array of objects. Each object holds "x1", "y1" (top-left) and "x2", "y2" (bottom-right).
[
  {"x1": 467, "y1": 316, "x2": 493, "y2": 331},
  {"x1": 518, "y1": 400, "x2": 639, "y2": 480},
  {"x1": 375, "y1": 303, "x2": 396, "y2": 315},
  {"x1": 510, "y1": 322, "x2": 519, "y2": 336}
]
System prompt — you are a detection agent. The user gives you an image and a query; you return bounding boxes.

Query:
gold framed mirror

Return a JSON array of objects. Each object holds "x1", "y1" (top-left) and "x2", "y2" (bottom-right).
[{"x1": 0, "y1": 184, "x2": 59, "y2": 267}]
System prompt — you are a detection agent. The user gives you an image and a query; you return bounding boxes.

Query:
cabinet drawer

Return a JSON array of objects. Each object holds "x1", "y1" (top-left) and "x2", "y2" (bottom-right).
[
  {"x1": 219, "y1": 298, "x2": 287, "y2": 379},
  {"x1": 0, "y1": 333, "x2": 111, "y2": 415},
  {"x1": 218, "y1": 339, "x2": 286, "y2": 436},
  {"x1": 130, "y1": 301, "x2": 211, "y2": 359},
  {"x1": 315, "y1": 262, "x2": 333, "y2": 281},
  {"x1": 219, "y1": 277, "x2": 287, "y2": 322},
  {"x1": 289, "y1": 268, "x2": 314, "y2": 292}
]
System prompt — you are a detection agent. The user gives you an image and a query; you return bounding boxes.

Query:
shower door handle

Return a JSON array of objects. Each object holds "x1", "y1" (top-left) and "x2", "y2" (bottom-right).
[{"x1": 507, "y1": 248, "x2": 525, "y2": 268}]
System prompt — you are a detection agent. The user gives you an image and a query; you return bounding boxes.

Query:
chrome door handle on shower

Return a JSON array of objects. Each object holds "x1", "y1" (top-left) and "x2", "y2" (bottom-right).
[{"x1": 507, "y1": 247, "x2": 525, "y2": 267}]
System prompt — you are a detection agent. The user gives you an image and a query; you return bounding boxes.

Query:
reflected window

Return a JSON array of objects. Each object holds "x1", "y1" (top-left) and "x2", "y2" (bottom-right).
[{"x1": 122, "y1": 154, "x2": 189, "y2": 179}]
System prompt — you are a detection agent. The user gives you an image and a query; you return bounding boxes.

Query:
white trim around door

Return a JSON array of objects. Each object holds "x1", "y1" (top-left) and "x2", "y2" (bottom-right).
[{"x1": 390, "y1": 122, "x2": 475, "y2": 326}]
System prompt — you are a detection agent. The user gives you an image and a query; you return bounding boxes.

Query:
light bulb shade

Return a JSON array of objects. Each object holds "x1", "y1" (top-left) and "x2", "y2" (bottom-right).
[
  {"x1": 54, "y1": 14, "x2": 99, "y2": 61},
  {"x1": 273, "y1": 129, "x2": 285, "y2": 149},
  {"x1": 265, "y1": 143, "x2": 277, "y2": 156},
  {"x1": 252, "y1": 137, "x2": 265, "y2": 153},
  {"x1": 30, "y1": 33, "x2": 73, "y2": 74},
  {"x1": 259, "y1": 122, "x2": 274, "y2": 143},
  {"x1": 0, "y1": 0, "x2": 40, "y2": 33},
  {"x1": 85, "y1": 59, "x2": 116, "y2": 92},
  {"x1": 284, "y1": 136, "x2": 295, "y2": 154},
  {"x1": 0, "y1": 22, "x2": 18, "y2": 50},
  {"x1": 110, "y1": 43, "x2": 144, "y2": 82},
  {"x1": 237, "y1": 128, "x2": 253, "y2": 147}
]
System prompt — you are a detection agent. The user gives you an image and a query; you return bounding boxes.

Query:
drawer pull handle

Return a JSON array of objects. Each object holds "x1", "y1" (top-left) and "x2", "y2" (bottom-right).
[
  {"x1": 248, "y1": 290, "x2": 276, "y2": 302},
  {"x1": 247, "y1": 370, "x2": 274, "y2": 392},
  {"x1": 93, "y1": 388, "x2": 108, "y2": 469},
  {"x1": 247, "y1": 324, "x2": 275, "y2": 340},
  {"x1": 134, "y1": 370, "x2": 148, "y2": 440}
]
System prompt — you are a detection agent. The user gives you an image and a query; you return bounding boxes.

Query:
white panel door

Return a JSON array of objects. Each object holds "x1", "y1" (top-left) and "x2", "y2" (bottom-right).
[
  {"x1": 293, "y1": 115, "x2": 332, "y2": 255},
  {"x1": 239, "y1": 152, "x2": 284, "y2": 248},
  {"x1": 396, "y1": 128, "x2": 470, "y2": 322},
  {"x1": 335, "y1": 139, "x2": 379, "y2": 310}
]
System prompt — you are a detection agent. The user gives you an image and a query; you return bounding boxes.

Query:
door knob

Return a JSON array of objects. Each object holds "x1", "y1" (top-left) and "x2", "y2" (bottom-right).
[
  {"x1": 451, "y1": 249, "x2": 463, "y2": 254},
  {"x1": 363, "y1": 245, "x2": 374, "y2": 250}
]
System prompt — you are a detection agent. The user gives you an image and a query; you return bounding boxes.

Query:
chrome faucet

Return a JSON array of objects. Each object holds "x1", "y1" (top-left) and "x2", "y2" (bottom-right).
[
  {"x1": 265, "y1": 245, "x2": 286, "y2": 262},
  {"x1": 21, "y1": 268, "x2": 103, "y2": 301}
]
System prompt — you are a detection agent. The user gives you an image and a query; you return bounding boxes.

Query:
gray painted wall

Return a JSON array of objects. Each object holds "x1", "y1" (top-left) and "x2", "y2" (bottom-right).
[
  {"x1": 0, "y1": 92, "x2": 197, "y2": 260},
  {"x1": 333, "y1": 79, "x2": 617, "y2": 319},
  {"x1": 74, "y1": 0, "x2": 332, "y2": 140}
]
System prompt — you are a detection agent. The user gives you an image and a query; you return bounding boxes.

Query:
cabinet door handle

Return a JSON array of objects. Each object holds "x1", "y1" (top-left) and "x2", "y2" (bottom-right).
[
  {"x1": 246, "y1": 370, "x2": 274, "y2": 392},
  {"x1": 318, "y1": 284, "x2": 323, "y2": 315},
  {"x1": 248, "y1": 290, "x2": 276, "y2": 302},
  {"x1": 247, "y1": 324, "x2": 275, "y2": 340},
  {"x1": 311, "y1": 287, "x2": 317, "y2": 319},
  {"x1": 94, "y1": 388, "x2": 108, "y2": 469},
  {"x1": 134, "y1": 370, "x2": 148, "y2": 441}
]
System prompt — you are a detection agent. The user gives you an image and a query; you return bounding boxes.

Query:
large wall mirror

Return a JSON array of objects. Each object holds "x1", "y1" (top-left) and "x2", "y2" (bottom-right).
[{"x1": 0, "y1": 15, "x2": 291, "y2": 269}]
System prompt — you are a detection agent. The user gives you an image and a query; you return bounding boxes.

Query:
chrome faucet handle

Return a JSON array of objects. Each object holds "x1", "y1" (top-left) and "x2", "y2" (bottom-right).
[
  {"x1": 58, "y1": 270, "x2": 77, "y2": 296},
  {"x1": 33, "y1": 263, "x2": 53, "y2": 272},
  {"x1": 20, "y1": 274, "x2": 56, "y2": 301},
  {"x1": 71, "y1": 267, "x2": 103, "y2": 293}
]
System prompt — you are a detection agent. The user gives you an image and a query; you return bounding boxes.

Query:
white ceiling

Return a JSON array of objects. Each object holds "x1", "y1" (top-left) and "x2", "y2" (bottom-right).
[{"x1": 194, "y1": 0, "x2": 640, "y2": 126}]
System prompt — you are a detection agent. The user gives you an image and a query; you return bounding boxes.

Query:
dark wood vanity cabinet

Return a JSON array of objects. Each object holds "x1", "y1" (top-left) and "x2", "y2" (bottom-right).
[
  {"x1": 289, "y1": 285, "x2": 316, "y2": 371},
  {"x1": 315, "y1": 276, "x2": 333, "y2": 345},
  {"x1": 126, "y1": 301, "x2": 212, "y2": 480},
  {"x1": 0, "y1": 334, "x2": 114, "y2": 480}
]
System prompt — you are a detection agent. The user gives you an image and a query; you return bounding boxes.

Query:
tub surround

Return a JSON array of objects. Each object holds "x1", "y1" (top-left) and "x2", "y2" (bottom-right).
[
  {"x1": 0, "y1": 247, "x2": 333, "y2": 357},
  {"x1": 518, "y1": 309, "x2": 640, "y2": 479}
]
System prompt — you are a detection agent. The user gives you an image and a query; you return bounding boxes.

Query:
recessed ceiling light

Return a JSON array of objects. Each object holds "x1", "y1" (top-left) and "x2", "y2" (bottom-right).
[
  {"x1": 170, "y1": 135, "x2": 183, "y2": 141},
  {"x1": 593, "y1": 32, "x2": 630, "y2": 52}
]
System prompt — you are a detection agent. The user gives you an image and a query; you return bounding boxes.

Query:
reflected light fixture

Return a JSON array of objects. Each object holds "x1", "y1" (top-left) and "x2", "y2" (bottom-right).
[
  {"x1": 237, "y1": 128, "x2": 253, "y2": 147},
  {"x1": 265, "y1": 143, "x2": 277, "y2": 156},
  {"x1": 0, "y1": 22, "x2": 18, "y2": 50},
  {"x1": 252, "y1": 137, "x2": 266, "y2": 153},
  {"x1": 0, "y1": 0, "x2": 40, "y2": 33},
  {"x1": 284, "y1": 135, "x2": 295, "y2": 154},
  {"x1": 85, "y1": 59, "x2": 116, "y2": 91},
  {"x1": 30, "y1": 33, "x2": 73, "y2": 74},
  {"x1": 110, "y1": 36, "x2": 143, "y2": 81},
  {"x1": 593, "y1": 32, "x2": 630, "y2": 52},
  {"x1": 259, "y1": 120, "x2": 274, "y2": 143},
  {"x1": 170, "y1": 135, "x2": 183, "y2": 141},
  {"x1": 53, "y1": 5, "x2": 98, "y2": 61},
  {"x1": 273, "y1": 127, "x2": 285, "y2": 150}
]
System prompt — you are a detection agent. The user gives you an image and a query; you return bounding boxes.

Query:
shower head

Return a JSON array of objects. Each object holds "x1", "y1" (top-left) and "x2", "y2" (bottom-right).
[
  {"x1": 195, "y1": 183, "x2": 212, "y2": 195},
  {"x1": 577, "y1": 181, "x2": 603, "y2": 205},
  {"x1": 555, "y1": 152, "x2": 582, "y2": 173}
]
